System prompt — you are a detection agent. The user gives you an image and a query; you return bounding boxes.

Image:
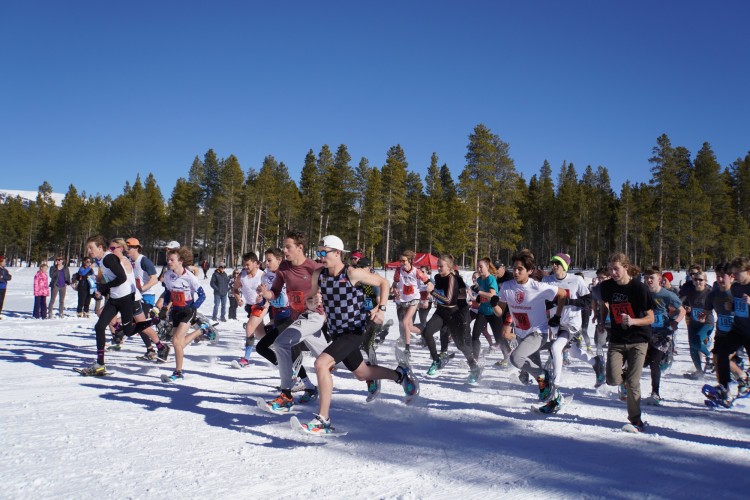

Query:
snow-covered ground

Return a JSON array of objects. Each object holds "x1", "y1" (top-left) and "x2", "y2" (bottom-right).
[{"x1": 0, "y1": 267, "x2": 748, "y2": 499}]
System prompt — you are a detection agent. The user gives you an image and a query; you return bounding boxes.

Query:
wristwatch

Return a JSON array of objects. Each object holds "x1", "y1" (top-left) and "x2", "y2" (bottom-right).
[{"x1": 378, "y1": 305, "x2": 387, "y2": 311}]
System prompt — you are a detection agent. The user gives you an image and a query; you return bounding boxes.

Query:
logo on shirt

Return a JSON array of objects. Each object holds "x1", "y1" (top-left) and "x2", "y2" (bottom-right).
[{"x1": 515, "y1": 290, "x2": 525, "y2": 304}]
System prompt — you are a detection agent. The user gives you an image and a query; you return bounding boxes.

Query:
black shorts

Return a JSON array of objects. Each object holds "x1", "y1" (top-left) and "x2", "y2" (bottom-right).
[
  {"x1": 323, "y1": 331, "x2": 365, "y2": 371},
  {"x1": 132, "y1": 299, "x2": 145, "y2": 317},
  {"x1": 171, "y1": 307, "x2": 195, "y2": 327}
]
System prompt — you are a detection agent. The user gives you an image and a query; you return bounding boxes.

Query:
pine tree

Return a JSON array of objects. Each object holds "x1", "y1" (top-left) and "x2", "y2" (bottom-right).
[
  {"x1": 422, "y1": 153, "x2": 447, "y2": 255},
  {"x1": 360, "y1": 166, "x2": 385, "y2": 264},
  {"x1": 381, "y1": 145, "x2": 409, "y2": 262},
  {"x1": 299, "y1": 149, "x2": 322, "y2": 247},
  {"x1": 317, "y1": 145, "x2": 335, "y2": 239}
]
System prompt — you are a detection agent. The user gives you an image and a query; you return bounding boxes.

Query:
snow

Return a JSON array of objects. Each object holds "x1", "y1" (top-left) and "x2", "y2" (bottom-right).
[
  {"x1": 1, "y1": 267, "x2": 749, "y2": 499},
  {"x1": 0, "y1": 189, "x2": 65, "y2": 206}
]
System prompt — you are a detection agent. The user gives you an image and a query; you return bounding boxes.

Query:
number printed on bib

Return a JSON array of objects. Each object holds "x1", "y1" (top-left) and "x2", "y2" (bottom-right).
[
  {"x1": 717, "y1": 314, "x2": 733, "y2": 332},
  {"x1": 403, "y1": 285, "x2": 415, "y2": 296},
  {"x1": 734, "y1": 298, "x2": 749, "y2": 318},
  {"x1": 610, "y1": 303, "x2": 635, "y2": 325},
  {"x1": 513, "y1": 312, "x2": 531, "y2": 331},
  {"x1": 172, "y1": 291, "x2": 187, "y2": 307},
  {"x1": 289, "y1": 290, "x2": 306, "y2": 312}
]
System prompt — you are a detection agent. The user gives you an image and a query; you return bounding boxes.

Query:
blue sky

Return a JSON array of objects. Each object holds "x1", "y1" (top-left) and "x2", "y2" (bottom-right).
[{"x1": 1, "y1": 1, "x2": 748, "y2": 199}]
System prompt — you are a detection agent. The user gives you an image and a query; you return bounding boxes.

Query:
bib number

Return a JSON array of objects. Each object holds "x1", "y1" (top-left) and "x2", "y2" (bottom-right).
[
  {"x1": 364, "y1": 297, "x2": 374, "y2": 311},
  {"x1": 734, "y1": 298, "x2": 749, "y2": 318},
  {"x1": 610, "y1": 302, "x2": 635, "y2": 325},
  {"x1": 403, "y1": 284, "x2": 415, "y2": 296},
  {"x1": 513, "y1": 312, "x2": 531, "y2": 331},
  {"x1": 289, "y1": 290, "x2": 306, "y2": 313},
  {"x1": 717, "y1": 314, "x2": 733, "y2": 332},
  {"x1": 172, "y1": 291, "x2": 187, "y2": 307}
]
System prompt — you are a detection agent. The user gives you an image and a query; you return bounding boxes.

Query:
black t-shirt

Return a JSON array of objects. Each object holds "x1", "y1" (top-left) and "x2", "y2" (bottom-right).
[
  {"x1": 497, "y1": 270, "x2": 514, "y2": 284},
  {"x1": 600, "y1": 278, "x2": 655, "y2": 344},
  {"x1": 730, "y1": 282, "x2": 750, "y2": 335}
]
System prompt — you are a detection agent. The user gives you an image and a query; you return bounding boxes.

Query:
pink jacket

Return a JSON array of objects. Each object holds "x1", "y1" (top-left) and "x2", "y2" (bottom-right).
[{"x1": 34, "y1": 271, "x2": 49, "y2": 296}]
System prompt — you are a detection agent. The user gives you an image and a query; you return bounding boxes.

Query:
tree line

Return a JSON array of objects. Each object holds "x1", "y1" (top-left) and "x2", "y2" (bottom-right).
[{"x1": 1, "y1": 125, "x2": 748, "y2": 270}]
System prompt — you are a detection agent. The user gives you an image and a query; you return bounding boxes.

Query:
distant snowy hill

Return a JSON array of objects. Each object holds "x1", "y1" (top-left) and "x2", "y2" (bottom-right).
[{"x1": 0, "y1": 189, "x2": 64, "y2": 206}]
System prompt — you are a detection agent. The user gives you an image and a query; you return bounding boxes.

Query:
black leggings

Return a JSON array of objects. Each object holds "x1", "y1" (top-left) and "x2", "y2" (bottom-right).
[
  {"x1": 422, "y1": 306, "x2": 475, "y2": 366},
  {"x1": 95, "y1": 294, "x2": 135, "y2": 357},
  {"x1": 255, "y1": 318, "x2": 310, "y2": 380},
  {"x1": 472, "y1": 313, "x2": 511, "y2": 360},
  {"x1": 644, "y1": 346, "x2": 666, "y2": 395}
]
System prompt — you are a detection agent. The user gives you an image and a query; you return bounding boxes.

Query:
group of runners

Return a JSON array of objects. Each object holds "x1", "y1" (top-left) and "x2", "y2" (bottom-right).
[{"x1": 75, "y1": 230, "x2": 750, "y2": 434}]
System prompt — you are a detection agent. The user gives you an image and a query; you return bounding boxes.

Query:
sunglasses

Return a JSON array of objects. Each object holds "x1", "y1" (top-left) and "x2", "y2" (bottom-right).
[
  {"x1": 316, "y1": 249, "x2": 331, "y2": 258},
  {"x1": 693, "y1": 278, "x2": 705, "y2": 282},
  {"x1": 109, "y1": 246, "x2": 119, "y2": 251}
]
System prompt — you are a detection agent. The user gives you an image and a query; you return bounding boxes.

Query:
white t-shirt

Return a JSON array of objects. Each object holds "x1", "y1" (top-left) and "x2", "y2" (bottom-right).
[
  {"x1": 164, "y1": 268, "x2": 201, "y2": 306},
  {"x1": 542, "y1": 273, "x2": 589, "y2": 333},
  {"x1": 499, "y1": 279, "x2": 558, "y2": 338},
  {"x1": 239, "y1": 269, "x2": 264, "y2": 305}
]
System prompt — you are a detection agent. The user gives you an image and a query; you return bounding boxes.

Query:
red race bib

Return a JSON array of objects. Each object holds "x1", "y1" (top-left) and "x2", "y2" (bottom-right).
[
  {"x1": 403, "y1": 284, "x2": 415, "y2": 296},
  {"x1": 611, "y1": 303, "x2": 635, "y2": 324},
  {"x1": 172, "y1": 291, "x2": 187, "y2": 307},
  {"x1": 288, "y1": 290, "x2": 305, "y2": 312},
  {"x1": 513, "y1": 312, "x2": 531, "y2": 330}
]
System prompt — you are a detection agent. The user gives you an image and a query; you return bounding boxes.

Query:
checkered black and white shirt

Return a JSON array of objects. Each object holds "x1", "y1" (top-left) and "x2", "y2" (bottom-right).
[{"x1": 319, "y1": 264, "x2": 366, "y2": 336}]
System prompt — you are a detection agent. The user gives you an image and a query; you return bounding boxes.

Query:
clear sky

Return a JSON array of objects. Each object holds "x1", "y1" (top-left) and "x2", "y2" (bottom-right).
[{"x1": 1, "y1": 1, "x2": 748, "y2": 198}]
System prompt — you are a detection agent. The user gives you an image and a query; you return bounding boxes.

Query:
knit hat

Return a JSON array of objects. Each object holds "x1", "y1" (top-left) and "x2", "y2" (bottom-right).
[
  {"x1": 352, "y1": 251, "x2": 364, "y2": 259},
  {"x1": 662, "y1": 272, "x2": 674, "y2": 283},
  {"x1": 550, "y1": 253, "x2": 571, "y2": 272}
]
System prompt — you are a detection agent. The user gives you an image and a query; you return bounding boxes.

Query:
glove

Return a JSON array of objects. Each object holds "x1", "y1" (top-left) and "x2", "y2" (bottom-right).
[
  {"x1": 471, "y1": 285, "x2": 479, "y2": 293},
  {"x1": 490, "y1": 295, "x2": 500, "y2": 308},
  {"x1": 548, "y1": 314, "x2": 561, "y2": 327},
  {"x1": 158, "y1": 307, "x2": 168, "y2": 321}
]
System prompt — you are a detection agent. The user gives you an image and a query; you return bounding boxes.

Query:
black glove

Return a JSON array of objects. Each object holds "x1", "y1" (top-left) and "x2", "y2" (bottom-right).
[
  {"x1": 490, "y1": 295, "x2": 500, "y2": 308},
  {"x1": 548, "y1": 314, "x2": 561, "y2": 327},
  {"x1": 158, "y1": 307, "x2": 168, "y2": 321},
  {"x1": 471, "y1": 284, "x2": 479, "y2": 293}
]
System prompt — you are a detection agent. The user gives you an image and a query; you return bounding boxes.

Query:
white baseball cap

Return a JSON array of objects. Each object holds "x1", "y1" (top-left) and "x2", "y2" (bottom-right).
[
  {"x1": 319, "y1": 235, "x2": 348, "y2": 252},
  {"x1": 166, "y1": 241, "x2": 180, "y2": 249}
]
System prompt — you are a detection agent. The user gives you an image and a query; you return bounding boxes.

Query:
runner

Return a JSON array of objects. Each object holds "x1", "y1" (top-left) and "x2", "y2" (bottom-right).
[
  {"x1": 597, "y1": 252, "x2": 655, "y2": 431},
  {"x1": 160, "y1": 246, "x2": 207, "y2": 382},
  {"x1": 471, "y1": 258, "x2": 511, "y2": 363},
  {"x1": 708, "y1": 257, "x2": 750, "y2": 405},
  {"x1": 490, "y1": 249, "x2": 568, "y2": 411},
  {"x1": 252, "y1": 247, "x2": 318, "y2": 397},
  {"x1": 297, "y1": 236, "x2": 418, "y2": 434},
  {"x1": 706, "y1": 263, "x2": 746, "y2": 385},
  {"x1": 390, "y1": 250, "x2": 429, "y2": 358},
  {"x1": 642, "y1": 266, "x2": 684, "y2": 404},
  {"x1": 542, "y1": 253, "x2": 604, "y2": 392},
  {"x1": 681, "y1": 270, "x2": 714, "y2": 380},
  {"x1": 232, "y1": 252, "x2": 265, "y2": 367},
  {"x1": 259, "y1": 230, "x2": 330, "y2": 412},
  {"x1": 77, "y1": 235, "x2": 138, "y2": 375},
  {"x1": 421, "y1": 254, "x2": 479, "y2": 382}
]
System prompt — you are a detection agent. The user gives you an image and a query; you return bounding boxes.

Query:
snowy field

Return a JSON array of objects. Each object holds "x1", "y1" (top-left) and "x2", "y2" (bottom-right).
[{"x1": 1, "y1": 266, "x2": 748, "y2": 499}]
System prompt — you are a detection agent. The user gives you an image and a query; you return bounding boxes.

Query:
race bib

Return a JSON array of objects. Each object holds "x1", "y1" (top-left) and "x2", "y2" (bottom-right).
[
  {"x1": 364, "y1": 297, "x2": 374, "y2": 311},
  {"x1": 734, "y1": 297, "x2": 749, "y2": 318},
  {"x1": 479, "y1": 295, "x2": 489, "y2": 303},
  {"x1": 403, "y1": 284, "x2": 415, "y2": 296},
  {"x1": 610, "y1": 302, "x2": 635, "y2": 325},
  {"x1": 420, "y1": 291, "x2": 430, "y2": 300},
  {"x1": 691, "y1": 308, "x2": 706, "y2": 322},
  {"x1": 289, "y1": 290, "x2": 306, "y2": 313},
  {"x1": 172, "y1": 291, "x2": 187, "y2": 307},
  {"x1": 513, "y1": 312, "x2": 531, "y2": 331},
  {"x1": 434, "y1": 289, "x2": 445, "y2": 305},
  {"x1": 717, "y1": 314, "x2": 733, "y2": 333}
]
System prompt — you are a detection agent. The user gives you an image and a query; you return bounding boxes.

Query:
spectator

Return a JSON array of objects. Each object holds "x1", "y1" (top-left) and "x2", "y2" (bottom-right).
[
  {"x1": 228, "y1": 268, "x2": 241, "y2": 320},
  {"x1": 33, "y1": 263, "x2": 49, "y2": 319},
  {"x1": 210, "y1": 261, "x2": 230, "y2": 322},
  {"x1": 0, "y1": 255, "x2": 13, "y2": 319},
  {"x1": 48, "y1": 256, "x2": 71, "y2": 318},
  {"x1": 75, "y1": 258, "x2": 95, "y2": 318}
]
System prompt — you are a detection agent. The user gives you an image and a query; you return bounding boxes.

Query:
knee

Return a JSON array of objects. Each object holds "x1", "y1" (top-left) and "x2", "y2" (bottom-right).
[
  {"x1": 314, "y1": 356, "x2": 335, "y2": 374},
  {"x1": 510, "y1": 350, "x2": 523, "y2": 369}
]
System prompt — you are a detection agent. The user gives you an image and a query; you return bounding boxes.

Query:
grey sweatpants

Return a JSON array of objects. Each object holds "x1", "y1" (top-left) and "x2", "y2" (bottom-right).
[
  {"x1": 606, "y1": 342, "x2": 648, "y2": 425},
  {"x1": 48, "y1": 286, "x2": 67, "y2": 317},
  {"x1": 273, "y1": 311, "x2": 328, "y2": 390},
  {"x1": 510, "y1": 331, "x2": 546, "y2": 379}
]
